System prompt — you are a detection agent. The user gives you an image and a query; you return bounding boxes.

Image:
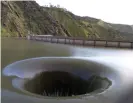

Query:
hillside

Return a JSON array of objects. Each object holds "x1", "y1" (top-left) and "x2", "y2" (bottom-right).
[
  {"x1": 1, "y1": 1, "x2": 133, "y2": 40},
  {"x1": 110, "y1": 24, "x2": 133, "y2": 34},
  {"x1": 1, "y1": 1, "x2": 69, "y2": 37}
]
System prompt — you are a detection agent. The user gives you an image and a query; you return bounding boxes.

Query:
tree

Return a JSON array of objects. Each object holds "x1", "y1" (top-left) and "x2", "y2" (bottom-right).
[
  {"x1": 49, "y1": 3, "x2": 54, "y2": 8},
  {"x1": 57, "y1": 4, "x2": 60, "y2": 8}
]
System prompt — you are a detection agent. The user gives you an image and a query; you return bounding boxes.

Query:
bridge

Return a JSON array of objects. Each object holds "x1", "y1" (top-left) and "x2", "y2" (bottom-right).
[{"x1": 27, "y1": 35, "x2": 133, "y2": 49}]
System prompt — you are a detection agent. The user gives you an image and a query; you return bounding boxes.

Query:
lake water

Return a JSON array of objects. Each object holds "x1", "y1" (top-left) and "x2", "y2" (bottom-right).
[{"x1": 1, "y1": 38, "x2": 133, "y2": 103}]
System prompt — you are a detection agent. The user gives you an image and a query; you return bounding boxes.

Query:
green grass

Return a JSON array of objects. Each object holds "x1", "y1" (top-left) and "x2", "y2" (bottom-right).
[
  {"x1": 46, "y1": 8, "x2": 90, "y2": 37},
  {"x1": 81, "y1": 21, "x2": 89, "y2": 26}
]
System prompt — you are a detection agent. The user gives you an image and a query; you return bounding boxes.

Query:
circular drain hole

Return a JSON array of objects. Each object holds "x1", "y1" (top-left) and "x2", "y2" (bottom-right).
[
  {"x1": 3, "y1": 57, "x2": 117, "y2": 97},
  {"x1": 24, "y1": 71, "x2": 112, "y2": 97}
]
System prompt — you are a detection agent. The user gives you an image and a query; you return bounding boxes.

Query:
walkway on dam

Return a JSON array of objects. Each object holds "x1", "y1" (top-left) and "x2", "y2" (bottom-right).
[{"x1": 28, "y1": 35, "x2": 133, "y2": 49}]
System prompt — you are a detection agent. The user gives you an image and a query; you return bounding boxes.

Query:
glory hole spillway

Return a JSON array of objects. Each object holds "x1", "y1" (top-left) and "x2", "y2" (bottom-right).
[{"x1": 1, "y1": 38, "x2": 133, "y2": 103}]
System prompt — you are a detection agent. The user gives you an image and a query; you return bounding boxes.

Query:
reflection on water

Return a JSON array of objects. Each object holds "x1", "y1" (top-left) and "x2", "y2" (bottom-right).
[{"x1": 2, "y1": 38, "x2": 133, "y2": 68}]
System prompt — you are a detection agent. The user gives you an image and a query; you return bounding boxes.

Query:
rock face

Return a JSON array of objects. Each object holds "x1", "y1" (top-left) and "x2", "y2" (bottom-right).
[
  {"x1": 1, "y1": 1, "x2": 68, "y2": 37},
  {"x1": 1, "y1": 1, "x2": 133, "y2": 40}
]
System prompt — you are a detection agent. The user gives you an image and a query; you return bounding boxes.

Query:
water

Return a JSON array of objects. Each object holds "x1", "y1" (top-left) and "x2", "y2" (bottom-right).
[{"x1": 1, "y1": 38, "x2": 133, "y2": 103}]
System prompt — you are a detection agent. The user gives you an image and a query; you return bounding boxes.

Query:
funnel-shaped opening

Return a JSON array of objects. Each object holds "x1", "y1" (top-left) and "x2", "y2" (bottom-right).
[{"x1": 24, "y1": 71, "x2": 112, "y2": 97}]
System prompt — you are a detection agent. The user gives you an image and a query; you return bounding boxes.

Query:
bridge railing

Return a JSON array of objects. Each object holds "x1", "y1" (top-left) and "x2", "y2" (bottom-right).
[{"x1": 29, "y1": 35, "x2": 133, "y2": 49}]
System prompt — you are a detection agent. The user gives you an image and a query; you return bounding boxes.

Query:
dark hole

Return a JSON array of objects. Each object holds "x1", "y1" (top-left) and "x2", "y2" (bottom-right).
[{"x1": 24, "y1": 71, "x2": 112, "y2": 97}]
